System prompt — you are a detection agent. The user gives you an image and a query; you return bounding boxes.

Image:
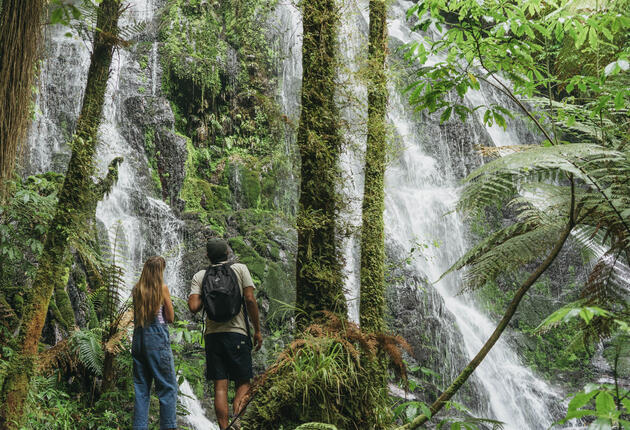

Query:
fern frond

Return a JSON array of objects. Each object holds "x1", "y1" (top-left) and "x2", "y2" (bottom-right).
[
  {"x1": 458, "y1": 144, "x2": 628, "y2": 214},
  {"x1": 463, "y1": 222, "x2": 566, "y2": 290},
  {"x1": 439, "y1": 220, "x2": 536, "y2": 282},
  {"x1": 70, "y1": 328, "x2": 104, "y2": 377},
  {"x1": 581, "y1": 247, "x2": 630, "y2": 305}
]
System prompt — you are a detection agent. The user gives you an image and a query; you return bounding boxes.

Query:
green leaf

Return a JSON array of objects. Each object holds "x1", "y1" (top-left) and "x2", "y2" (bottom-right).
[
  {"x1": 50, "y1": 7, "x2": 65, "y2": 25},
  {"x1": 440, "y1": 106, "x2": 453, "y2": 123},
  {"x1": 568, "y1": 390, "x2": 597, "y2": 411},
  {"x1": 595, "y1": 391, "x2": 615, "y2": 416},
  {"x1": 575, "y1": 27, "x2": 588, "y2": 49},
  {"x1": 588, "y1": 27, "x2": 599, "y2": 48},
  {"x1": 614, "y1": 92, "x2": 625, "y2": 110},
  {"x1": 419, "y1": 402, "x2": 432, "y2": 419}
]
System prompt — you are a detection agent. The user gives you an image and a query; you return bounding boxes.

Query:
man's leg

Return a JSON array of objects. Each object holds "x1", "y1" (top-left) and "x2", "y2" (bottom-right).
[
  {"x1": 233, "y1": 379, "x2": 250, "y2": 417},
  {"x1": 214, "y1": 379, "x2": 229, "y2": 430}
]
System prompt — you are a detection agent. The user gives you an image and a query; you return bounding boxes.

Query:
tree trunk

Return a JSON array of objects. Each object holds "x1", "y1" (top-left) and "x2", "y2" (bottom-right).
[
  {"x1": 0, "y1": 1, "x2": 122, "y2": 427},
  {"x1": 0, "y1": 0, "x2": 44, "y2": 200},
  {"x1": 359, "y1": 0, "x2": 388, "y2": 334},
  {"x1": 399, "y1": 223, "x2": 574, "y2": 430},
  {"x1": 295, "y1": 0, "x2": 346, "y2": 329}
]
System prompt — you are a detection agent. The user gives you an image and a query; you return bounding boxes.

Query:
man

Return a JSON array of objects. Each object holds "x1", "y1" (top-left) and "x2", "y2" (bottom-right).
[{"x1": 188, "y1": 239, "x2": 263, "y2": 430}]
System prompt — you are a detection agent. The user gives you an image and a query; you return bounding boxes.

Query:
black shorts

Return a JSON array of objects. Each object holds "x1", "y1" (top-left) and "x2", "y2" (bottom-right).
[{"x1": 204, "y1": 332, "x2": 253, "y2": 382}]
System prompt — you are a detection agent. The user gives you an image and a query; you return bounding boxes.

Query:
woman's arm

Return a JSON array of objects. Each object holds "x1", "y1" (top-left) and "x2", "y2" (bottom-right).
[{"x1": 162, "y1": 285, "x2": 175, "y2": 323}]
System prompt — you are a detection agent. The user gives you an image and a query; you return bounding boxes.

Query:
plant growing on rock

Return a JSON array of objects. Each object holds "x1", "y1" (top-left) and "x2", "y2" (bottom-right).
[{"x1": 242, "y1": 312, "x2": 410, "y2": 429}]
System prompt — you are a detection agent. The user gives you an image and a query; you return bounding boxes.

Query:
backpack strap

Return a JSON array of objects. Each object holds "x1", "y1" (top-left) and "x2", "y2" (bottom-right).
[
  {"x1": 242, "y1": 293, "x2": 252, "y2": 342},
  {"x1": 222, "y1": 262, "x2": 251, "y2": 340}
]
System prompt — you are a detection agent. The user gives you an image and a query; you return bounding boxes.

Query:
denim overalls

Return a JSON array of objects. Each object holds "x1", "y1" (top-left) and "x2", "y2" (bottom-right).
[{"x1": 132, "y1": 317, "x2": 178, "y2": 430}]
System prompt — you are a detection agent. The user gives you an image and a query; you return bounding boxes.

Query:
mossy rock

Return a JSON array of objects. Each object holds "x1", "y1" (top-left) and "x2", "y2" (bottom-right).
[
  {"x1": 226, "y1": 162, "x2": 261, "y2": 209},
  {"x1": 181, "y1": 177, "x2": 232, "y2": 213},
  {"x1": 228, "y1": 236, "x2": 267, "y2": 283},
  {"x1": 228, "y1": 235, "x2": 294, "y2": 324}
]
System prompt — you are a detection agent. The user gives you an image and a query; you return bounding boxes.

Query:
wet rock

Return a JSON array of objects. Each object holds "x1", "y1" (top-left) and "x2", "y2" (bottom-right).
[{"x1": 122, "y1": 96, "x2": 187, "y2": 208}]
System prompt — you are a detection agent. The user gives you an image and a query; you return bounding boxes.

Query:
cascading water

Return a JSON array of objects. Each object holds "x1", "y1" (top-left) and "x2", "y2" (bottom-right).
[
  {"x1": 337, "y1": 0, "x2": 569, "y2": 427},
  {"x1": 389, "y1": 2, "x2": 573, "y2": 428},
  {"x1": 26, "y1": 1, "x2": 217, "y2": 428},
  {"x1": 26, "y1": 0, "x2": 577, "y2": 426}
]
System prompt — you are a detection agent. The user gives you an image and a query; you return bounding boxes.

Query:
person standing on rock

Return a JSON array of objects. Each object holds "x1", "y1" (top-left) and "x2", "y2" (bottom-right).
[{"x1": 188, "y1": 238, "x2": 263, "y2": 430}]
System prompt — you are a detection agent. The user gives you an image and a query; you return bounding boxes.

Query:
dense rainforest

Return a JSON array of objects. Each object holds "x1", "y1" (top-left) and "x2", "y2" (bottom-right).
[{"x1": 0, "y1": 0, "x2": 629, "y2": 429}]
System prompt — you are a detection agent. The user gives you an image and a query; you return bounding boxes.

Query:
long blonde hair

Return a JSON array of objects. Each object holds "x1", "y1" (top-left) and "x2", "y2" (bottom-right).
[{"x1": 132, "y1": 256, "x2": 166, "y2": 327}]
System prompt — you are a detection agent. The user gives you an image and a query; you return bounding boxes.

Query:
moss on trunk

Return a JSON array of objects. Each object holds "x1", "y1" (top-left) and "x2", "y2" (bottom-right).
[
  {"x1": 359, "y1": 0, "x2": 388, "y2": 334},
  {"x1": 295, "y1": 0, "x2": 347, "y2": 329},
  {"x1": 0, "y1": 1, "x2": 122, "y2": 427}
]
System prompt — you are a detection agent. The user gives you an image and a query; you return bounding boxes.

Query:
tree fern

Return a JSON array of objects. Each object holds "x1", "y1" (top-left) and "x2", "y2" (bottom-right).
[{"x1": 458, "y1": 144, "x2": 629, "y2": 215}]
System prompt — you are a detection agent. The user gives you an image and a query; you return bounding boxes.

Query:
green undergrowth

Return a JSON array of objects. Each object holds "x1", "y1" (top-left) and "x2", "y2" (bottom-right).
[
  {"x1": 242, "y1": 315, "x2": 408, "y2": 430},
  {"x1": 15, "y1": 318, "x2": 210, "y2": 430},
  {"x1": 161, "y1": 0, "x2": 296, "y2": 223},
  {"x1": 0, "y1": 173, "x2": 63, "y2": 341}
]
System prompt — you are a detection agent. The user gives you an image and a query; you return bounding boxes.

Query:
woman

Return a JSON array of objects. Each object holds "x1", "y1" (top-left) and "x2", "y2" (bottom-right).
[{"x1": 132, "y1": 256, "x2": 178, "y2": 430}]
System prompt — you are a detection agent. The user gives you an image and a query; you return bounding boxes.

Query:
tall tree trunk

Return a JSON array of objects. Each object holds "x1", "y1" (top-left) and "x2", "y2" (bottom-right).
[
  {"x1": 0, "y1": 0, "x2": 44, "y2": 200},
  {"x1": 359, "y1": 0, "x2": 388, "y2": 334},
  {"x1": 399, "y1": 223, "x2": 574, "y2": 430},
  {"x1": 295, "y1": 0, "x2": 346, "y2": 329},
  {"x1": 0, "y1": 1, "x2": 122, "y2": 427}
]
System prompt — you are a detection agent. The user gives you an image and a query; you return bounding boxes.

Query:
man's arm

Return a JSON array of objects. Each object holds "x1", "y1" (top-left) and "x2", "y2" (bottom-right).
[
  {"x1": 188, "y1": 294, "x2": 202, "y2": 313},
  {"x1": 243, "y1": 286, "x2": 262, "y2": 351}
]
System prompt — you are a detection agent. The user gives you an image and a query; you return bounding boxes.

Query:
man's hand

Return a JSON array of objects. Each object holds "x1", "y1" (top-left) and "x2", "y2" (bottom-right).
[{"x1": 253, "y1": 331, "x2": 263, "y2": 351}]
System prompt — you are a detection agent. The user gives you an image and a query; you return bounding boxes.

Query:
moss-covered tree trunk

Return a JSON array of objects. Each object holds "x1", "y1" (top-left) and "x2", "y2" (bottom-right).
[
  {"x1": 295, "y1": 0, "x2": 347, "y2": 328},
  {"x1": 0, "y1": 1, "x2": 122, "y2": 427},
  {"x1": 359, "y1": 0, "x2": 388, "y2": 334},
  {"x1": 0, "y1": 0, "x2": 44, "y2": 200}
]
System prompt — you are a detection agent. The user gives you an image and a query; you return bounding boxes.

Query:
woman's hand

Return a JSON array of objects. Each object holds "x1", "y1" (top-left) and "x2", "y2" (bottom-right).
[{"x1": 162, "y1": 285, "x2": 175, "y2": 323}]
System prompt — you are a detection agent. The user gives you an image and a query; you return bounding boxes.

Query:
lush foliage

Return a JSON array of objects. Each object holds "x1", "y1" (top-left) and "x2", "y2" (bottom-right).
[
  {"x1": 243, "y1": 313, "x2": 409, "y2": 429},
  {"x1": 402, "y1": 0, "x2": 630, "y2": 427}
]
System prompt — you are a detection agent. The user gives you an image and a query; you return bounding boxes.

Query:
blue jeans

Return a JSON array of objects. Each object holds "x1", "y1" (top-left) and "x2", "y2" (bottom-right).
[{"x1": 132, "y1": 320, "x2": 178, "y2": 430}]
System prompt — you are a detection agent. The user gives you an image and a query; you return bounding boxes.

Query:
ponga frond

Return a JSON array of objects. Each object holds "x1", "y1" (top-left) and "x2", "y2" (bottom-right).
[
  {"x1": 458, "y1": 143, "x2": 628, "y2": 214},
  {"x1": 70, "y1": 327, "x2": 104, "y2": 377}
]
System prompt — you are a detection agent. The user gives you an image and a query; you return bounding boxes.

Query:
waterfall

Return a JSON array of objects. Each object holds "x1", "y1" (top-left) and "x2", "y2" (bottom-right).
[
  {"x1": 26, "y1": 0, "x2": 577, "y2": 427},
  {"x1": 385, "y1": 1, "x2": 574, "y2": 428},
  {"x1": 26, "y1": 1, "x2": 212, "y2": 428}
]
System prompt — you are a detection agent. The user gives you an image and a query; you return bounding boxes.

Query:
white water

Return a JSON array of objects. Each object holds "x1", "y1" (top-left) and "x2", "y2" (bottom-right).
[
  {"x1": 337, "y1": 0, "x2": 369, "y2": 324},
  {"x1": 339, "y1": 0, "x2": 566, "y2": 427},
  {"x1": 27, "y1": 0, "x2": 573, "y2": 427}
]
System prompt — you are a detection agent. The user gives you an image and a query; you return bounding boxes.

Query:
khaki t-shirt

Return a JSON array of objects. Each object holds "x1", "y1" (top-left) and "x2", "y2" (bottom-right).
[{"x1": 189, "y1": 263, "x2": 255, "y2": 336}]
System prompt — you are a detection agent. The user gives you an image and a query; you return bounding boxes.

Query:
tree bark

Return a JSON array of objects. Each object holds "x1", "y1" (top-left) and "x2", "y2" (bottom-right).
[
  {"x1": 295, "y1": 0, "x2": 346, "y2": 329},
  {"x1": 359, "y1": 0, "x2": 388, "y2": 334},
  {"x1": 0, "y1": 1, "x2": 122, "y2": 427},
  {"x1": 399, "y1": 223, "x2": 574, "y2": 430},
  {"x1": 0, "y1": 0, "x2": 44, "y2": 200}
]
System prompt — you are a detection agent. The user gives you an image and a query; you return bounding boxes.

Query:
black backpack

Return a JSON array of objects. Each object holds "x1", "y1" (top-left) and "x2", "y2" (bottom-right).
[{"x1": 201, "y1": 262, "x2": 243, "y2": 322}]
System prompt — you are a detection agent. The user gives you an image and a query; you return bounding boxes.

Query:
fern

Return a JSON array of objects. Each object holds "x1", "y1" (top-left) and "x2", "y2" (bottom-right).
[
  {"x1": 70, "y1": 328, "x2": 104, "y2": 377},
  {"x1": 458, "y1": 144, "x2": 629, "y2": 214}
]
